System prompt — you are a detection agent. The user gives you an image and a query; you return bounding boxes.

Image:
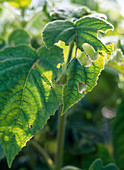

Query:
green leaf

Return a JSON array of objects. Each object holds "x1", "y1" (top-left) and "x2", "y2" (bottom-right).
[
  {"x1": 103, "y1": 164, "x2": 119, "y2": 170},
  {"x1": 8, "y1": 29, "x2": 30, "y2": 46},
  {"x1": 62, "y1": 55, "x2": 104, "y2": 114},
  {"x1": 89, "y1": 158, "x2": 103, "y2": 170},
  {"x1": 89, "y1": 158, "x2": 118, "y2": 170},
  {"x1": 0, "y1": 45, "x2": 63, "y2": 167},
  {"x1": 43, "y1": 16, "x2": 113, "y2": 54}
]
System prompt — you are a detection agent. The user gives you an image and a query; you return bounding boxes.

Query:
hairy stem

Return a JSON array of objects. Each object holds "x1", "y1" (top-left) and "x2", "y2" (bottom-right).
[
  {"x1": 55, "y1": 105, "x2": 66, "y2": 170},
  {"x1": 31, "y1": 140, "x2": 54, "y2": 170},
  {"x1": 55, "y1": 41, "x2": 74, "y2": 170}
]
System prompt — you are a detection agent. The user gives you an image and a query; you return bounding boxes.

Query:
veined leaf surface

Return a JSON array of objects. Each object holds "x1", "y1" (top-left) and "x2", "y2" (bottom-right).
[
  {"x1": 43, "y1": 16, "x2": 113, "y2": 54},
  {"x1": 0, "y1": 45, "x2": 63, "y2": 167},
  {"x1": 62, "y1": 55, "x2": 105, "y2": 114}
]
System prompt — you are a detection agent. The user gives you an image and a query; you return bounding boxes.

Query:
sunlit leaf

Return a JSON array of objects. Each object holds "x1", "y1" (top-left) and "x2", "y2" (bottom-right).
[
  {"x1": 43, "y1": 16, "x2": 113, "y2": 54},
  {"x1": 62, "y1": 54, "x2": 105, "y2": 114},
  {"x1": 0, "y1": 45, "x2": 63, "y2": 167}
]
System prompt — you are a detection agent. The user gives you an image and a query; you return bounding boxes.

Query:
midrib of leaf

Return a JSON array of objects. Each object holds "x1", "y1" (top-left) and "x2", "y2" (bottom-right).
[
  {"x1": 0, "y1": 45, "x2": 64, "y2": 167},
  {"x1": 42, "y1": 16, "x2": 113, "y2": 54},
  {"x1": 53, "y1": 27, "x2": 75, "y2": 43},
  {"x1": 0, "y1": 59, "x2": 39, "y2": 133},
  {"x1": 18, "y1": 60, "x2": 39, "y2": 119}
]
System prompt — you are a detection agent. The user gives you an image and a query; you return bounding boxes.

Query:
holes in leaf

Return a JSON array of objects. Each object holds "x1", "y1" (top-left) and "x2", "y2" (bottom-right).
[
  {"x1": 78, "y1": 82, "x2": 87, "y2": 94},
  {"x1": 29, "y1": 125, "x2": 33, "y2": 129},
  {"x1": 78, "y1": 51, "x2": 92, "y2": 67},
  {"x1": 57, "y1": 63, "x2": 61, "y2": 68},
  {"x1": 82, "y1": 43, "x2": 99, "y2": 60}
]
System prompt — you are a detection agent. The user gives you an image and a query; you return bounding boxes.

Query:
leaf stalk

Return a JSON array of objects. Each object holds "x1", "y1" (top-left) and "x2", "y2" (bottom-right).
[{"x1": 55, "y1": 41, "x2": 74, "y2": 170}]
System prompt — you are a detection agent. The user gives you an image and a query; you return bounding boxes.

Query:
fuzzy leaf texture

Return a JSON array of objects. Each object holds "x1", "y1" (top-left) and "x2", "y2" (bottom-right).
[
  {"x1": 0, "y1": 45, "x2": 64, "y2": 167},
  {"x1": 62, "y1": 54, "x2": 106, "y2": 114},
  {"x1": 89, "y1": 158, "x2": 118, "y2": 170},
  {"x1": 42, "y1": 16, "x2": 113, "y2": 54}
]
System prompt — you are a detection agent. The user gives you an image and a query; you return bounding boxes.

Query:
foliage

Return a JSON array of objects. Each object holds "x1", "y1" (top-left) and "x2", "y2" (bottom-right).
[
  {"x1": 42, "y1": 16, "x2": 113, "y2": 53},
  {"x1": 89, "y1": 158, "x2": 118, "y2": 170},
  {"x1": 43, "y1": 17, "x2": 113, "y2": 114},
  {"x1": 0, "y1": 0, "x2": 123, "y2": 170},
  {"x1": 0, "y1": 44, "x2": 63, "y2": 167}
]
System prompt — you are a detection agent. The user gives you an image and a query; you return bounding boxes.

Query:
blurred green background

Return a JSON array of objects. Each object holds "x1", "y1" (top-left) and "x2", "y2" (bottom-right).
[{"x1": 0, "y1": 0, "x2": 124, "y2": 169}]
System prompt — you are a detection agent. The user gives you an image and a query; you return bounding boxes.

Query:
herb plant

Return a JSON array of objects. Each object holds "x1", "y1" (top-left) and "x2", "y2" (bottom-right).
[{"x1": 0, "y1": 1, "x2": 119, "y2": 170}]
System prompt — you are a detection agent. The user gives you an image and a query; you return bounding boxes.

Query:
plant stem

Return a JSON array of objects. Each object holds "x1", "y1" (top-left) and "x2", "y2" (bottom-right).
[
  {"x1": 21, "y1": 8, "x2": 26, "y2": 27},
  {"x1": 31, "y1": 140, "x2": 54, "y2": 170},
  {"x1": 60, "y1": 41, "x2": 74, "y2": 84},
  {"x1": 55, "y1": 41, "x2": 74, "y2": 170},
  {"x1": 55, "y1": 105, "x2": 66, "y2": 170}
]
